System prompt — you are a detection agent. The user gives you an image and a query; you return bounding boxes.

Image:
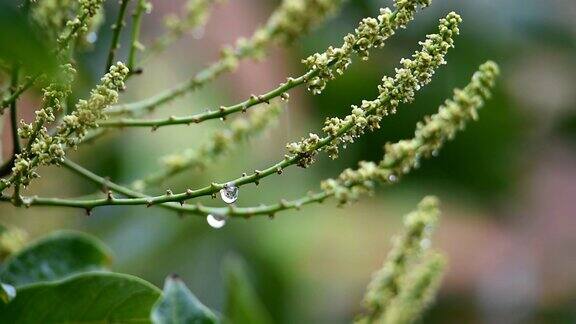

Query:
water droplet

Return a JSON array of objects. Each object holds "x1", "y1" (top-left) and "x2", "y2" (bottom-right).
[
  {"x1": 432, "y1": 149, "x2": 439, "y2": 157},
  {"x1": 220, "y1": 182, "x2": 239, "y2": 203},
  {"x1": 387, "y1": 174, "x2": 398, "y2": 183},
  {"x1": 86, "y1": 32, "x2": 98, "y2": 44},
  {"x1": 206, "y1": 214, "x2": 227, "y2": 229}
]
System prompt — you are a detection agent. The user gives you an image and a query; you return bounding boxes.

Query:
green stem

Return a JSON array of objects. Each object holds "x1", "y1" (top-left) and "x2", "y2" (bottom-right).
[
  {"x1": 101, "y1": 69, "x2": 316, "y2": 127},
  {"x1": 127, "y1": 0, "x2": 148, "y2": 75},
  {"x1": 9, "y1": 65, "x2": 22, "y2": 204},
  {"x1": 106, "y1": 0, "x2": 132, "y2": 72},
  {"x1": 106, "y1": 58, "x2": 235, "y2": 115},
  {"x1": 9, "y1": 65, "x2": 21, "y2": 155},
  {"x1": 0, "y1": 76, "x2": 39, "y2": 114},
  {"x1": 56, "y1": 159, "x2": 331, "y2": 218},
  {"x1": 1, "y1": 185, "x2": 330, "y2": 218}
]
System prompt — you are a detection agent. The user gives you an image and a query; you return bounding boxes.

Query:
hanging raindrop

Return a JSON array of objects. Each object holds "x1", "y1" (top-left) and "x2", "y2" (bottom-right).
[
  {"x1": 387, "y1": 173, "x2": 398, "y2": 183},
  {"x1": 220, "y1": 182, "x2": 239, "y2": 203},
  {"x1": 206, "y1": 214, "x2": 227, "y2": 229}
]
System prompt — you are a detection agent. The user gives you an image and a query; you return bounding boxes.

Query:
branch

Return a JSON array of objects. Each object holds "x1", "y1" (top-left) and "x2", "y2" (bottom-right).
[
  {"x1": 0, "y1": 77, "x2": 39, "y2": 115},
  {"x1": 0, "y1": 65, "x2": 22, "y2": 178},
  {"x1": 0, "y1": 63, "x2": 129, "y2": 192},
  {"x1": 2, "y1": 13, "x2": 462, "y2": 208},
  {"x1": 105, "y1": 0, "x2": 132, "y2": 72},
  {"x1": 9, "y1": 65, "x2": 22, "y2": 203},
  {"x1": 101, "y1": 0, "x2": 430, "y2": 127},
  {"x1": 100, "y1": 69, "x2": 310, "y2": 127},
  {"x1": 105, "y1": 0, "x2": 347, "y2": 116},
  {"x1": 9, "y1": 65, "x2": 21, "y2": 157},
  {"x1": 4, "y1": 60, "x2": 499, "y2": 218},
  {"x1": 4, "y1": 58, "x2": 499, "y2": 217},
  {"x1": 127, "y1": 0, "x2": 150, "y2": 74}
]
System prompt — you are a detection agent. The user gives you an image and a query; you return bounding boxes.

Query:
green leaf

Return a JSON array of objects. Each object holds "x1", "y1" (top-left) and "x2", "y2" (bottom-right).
[
  {"x1": 0, "y1": 282, "x2": 15, "y2": 304},
  {"x1": 0, "y1": 230, "x2": 113, "y2": 287},
  {"x1": 0, "y1": 272, "x2": 161, "y2": 323},
  {"x1": 152, "y1": 275, "x2": 219, "y2": 324},
  {"x1": 224, "y1": 256, "x2": 273, "y2": 324},
  {"x1": 0, "y1": 2, "x2": 58, "y2": 77}
]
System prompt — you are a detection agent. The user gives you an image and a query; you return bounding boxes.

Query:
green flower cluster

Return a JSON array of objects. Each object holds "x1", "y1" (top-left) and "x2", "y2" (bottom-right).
[
  {"x1": 148, "y1": 0, "x2": 217, "y2": 55},
  {"x1": 320, "y1": 61, "x2": 499, "y2": 204},
  {"x1": 56, "y1": 0, "x2": 104, "y2": 49},
  {"x1": 304, "y1": 0, "x2": 431, "y2": 94},
  {"x1": 57, "y1": 62, "x2": 129, "y2": 148},
  {"x1": 287, "y1": 12, "x2": 461, "y2": 168},
  {"x1": 377, "y1": 253, "x2": 446, "y2": 324},
  {"x1": 355, "y1": 196, "x2": 445, "y2": 324},
  {"x1": 18, "y1": 65, "x2": 76, "y2": 139},
  {"x1": 7, "y1": 63, "x2": 129, "y2": 189},
  {"x1": 362, "y1": 196, "x2": 439, "y2": 317},
  {"x1": 165, "y1": 0, "x2": 218, "y2": 36},
  {"x1": 220, "y1": 0, "x2": 344, "y2": 69}
]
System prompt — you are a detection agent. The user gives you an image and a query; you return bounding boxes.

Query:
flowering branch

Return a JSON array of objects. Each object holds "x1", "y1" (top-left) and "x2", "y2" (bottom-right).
[
  {"x1": 359, "y1": 196, "x2": 440, "y2": 322},
  {"x1": 1, "y1": 11, "x2": 464, "y2": 207},
  {"x1": 103, "y1": 0, "x2": 430, "y2": 122},
  {"x1": 354, "y1": 195, "x2": 446, "y2": 323},
  {"x1": 104, "y1": 0, "x2": 346, "y2": 116},
  {"x1": 2, "y1": 61, "x2": 499, "y2": 218},
  {"x1": 0, "y1": 63, "x2": 129, "y2": 192}
]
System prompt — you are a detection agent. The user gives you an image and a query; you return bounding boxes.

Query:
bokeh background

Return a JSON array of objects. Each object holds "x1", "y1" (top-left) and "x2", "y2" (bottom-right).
[{"x1": 1, "y1": 0, "x2": 576, "y2": 322}]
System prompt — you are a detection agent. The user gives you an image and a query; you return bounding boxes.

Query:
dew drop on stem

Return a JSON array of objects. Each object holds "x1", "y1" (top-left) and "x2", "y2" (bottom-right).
[{"x1": 220, "y1": 182, "x2": 239, "y2": 203}]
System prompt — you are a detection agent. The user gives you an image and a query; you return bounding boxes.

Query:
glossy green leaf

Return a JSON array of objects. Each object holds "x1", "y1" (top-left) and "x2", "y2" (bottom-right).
[
  {"x1": 0, "y1": 272, "x2": 161, "y2": 323},
  {"x1": 151, "y1": 275, "x2": 219, "y2": 324},
  {"x1": 0, "y1": 231, "x2": 113, "y2": 287},
  {"x1": 0, "y1": 282, "x2": 15, "y2": 304},
  {"x1": 224, "y1": 256, "x2": 273, "y2": 324}
]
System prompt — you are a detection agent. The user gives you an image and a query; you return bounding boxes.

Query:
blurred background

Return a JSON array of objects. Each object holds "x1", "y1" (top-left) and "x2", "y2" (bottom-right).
[{"x1": 1, "y1": 0, "x2": 576, "y2": 322}]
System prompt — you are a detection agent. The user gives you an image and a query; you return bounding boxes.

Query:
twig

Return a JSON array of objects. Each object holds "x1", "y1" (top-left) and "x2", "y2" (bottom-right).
[
  {"x1": 127, "y1": 0, "x2": 149, "y2": 75},
  {"x1": 101, "y1": 69, "x2": 315, "y2": 127},
  {"x1": 9, "y1": 65, "x2": 21, "y2": 157},
  {"x1": 9, "y1": 65, "x2": 22, "y2": 204},
  {"x1": 106, "y1": 0, "x2": 132, "y2": 72}
]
